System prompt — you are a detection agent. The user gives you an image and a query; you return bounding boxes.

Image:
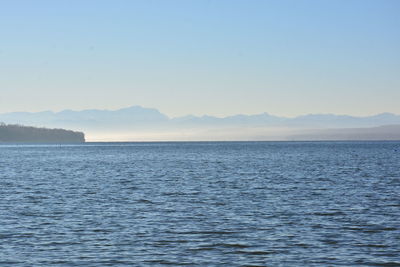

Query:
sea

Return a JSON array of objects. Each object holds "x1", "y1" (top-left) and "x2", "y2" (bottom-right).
[{"x1": 0, "y1": 141, "x2": 399, "y2": 266}]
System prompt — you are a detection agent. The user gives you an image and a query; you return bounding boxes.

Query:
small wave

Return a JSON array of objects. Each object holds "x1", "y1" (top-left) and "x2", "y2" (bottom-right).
[
  {"x1": 212, "y1": 243, "x2": 251, "y2": 248},
  {"x1": 236, "y1": 250, "x2": 277, "y2": 255},
  {"x1": 312, "y1": 211, "x2": 345, "y2": 216},
  {"x1": 137, "y1": 199, "x2": 155, "y2": 204},
  {"x1": 362, "y1": 262, "x2": 400, "y2": 267},
  {"x1": 143, "y1": 260, "x2": 192, "y2": 265},
  {"x1": 167, "y1": 230, "x2": 239, "y2": 235},
  {"x1": 357, "y1": 243, "x2": 389, "y2": 248}
]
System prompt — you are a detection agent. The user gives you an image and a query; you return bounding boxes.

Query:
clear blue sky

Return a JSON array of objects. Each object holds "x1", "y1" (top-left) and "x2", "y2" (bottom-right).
[{"x1": 1, "y1": 0, "x2": 399, "y2": 117}]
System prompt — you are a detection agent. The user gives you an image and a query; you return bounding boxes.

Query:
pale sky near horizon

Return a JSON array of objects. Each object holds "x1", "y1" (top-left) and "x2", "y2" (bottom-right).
[{"x1": 0, "y1": 0, "x2": 399, "y2": 117}]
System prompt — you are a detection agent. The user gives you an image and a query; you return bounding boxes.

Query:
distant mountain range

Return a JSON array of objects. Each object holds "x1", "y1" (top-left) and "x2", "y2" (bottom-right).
[
  {"x1": 287, "y1": 125, "x2": 400, "y2": 141},
  {"x1": 1, "y1": 105, "x2": 400, "y2": 128},
  {"x1": 1, "y1": 106, "x2": 400, "y2": 141},
  {"x1": 0, "y1": 106, "x2": 168, "y2": 130}
]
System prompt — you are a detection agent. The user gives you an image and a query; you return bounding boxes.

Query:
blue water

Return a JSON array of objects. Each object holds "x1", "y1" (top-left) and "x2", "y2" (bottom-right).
[{"x1": 1, "y1": 141, "x2": 399, "y2": 266}]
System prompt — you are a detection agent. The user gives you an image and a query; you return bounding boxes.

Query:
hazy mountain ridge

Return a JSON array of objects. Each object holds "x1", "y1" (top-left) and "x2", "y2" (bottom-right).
[
  {"x1": 289, "y1": 113, "x2": 400, "y2": 128},
  {"x1": 1, "y1": 106, "x2": 399, "y2": 141},
  {"x1": 0, "y1": 106, "x2": 169, "y2": 129},
  {"x1": 287, "y1": 125, "x2": 400, "y2": 141},
  {"x1": 1, "y1": 106, "x2": 399, "y2": 128}
]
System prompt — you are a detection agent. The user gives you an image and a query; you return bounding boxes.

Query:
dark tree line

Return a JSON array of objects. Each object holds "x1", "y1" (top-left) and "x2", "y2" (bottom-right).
[{"x1": 0, "y1": 123, "x2": 85, "y2": 143}]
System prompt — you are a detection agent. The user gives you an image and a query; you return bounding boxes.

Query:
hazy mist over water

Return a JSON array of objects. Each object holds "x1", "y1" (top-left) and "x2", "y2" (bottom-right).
[{"x1": 1, "y1": 142, "x2": 399, "y2": 266}]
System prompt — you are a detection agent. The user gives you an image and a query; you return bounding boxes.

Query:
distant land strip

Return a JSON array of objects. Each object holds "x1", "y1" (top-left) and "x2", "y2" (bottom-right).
[{"x1": 0, "y1": 123, "x2": 85, "y2": 143}]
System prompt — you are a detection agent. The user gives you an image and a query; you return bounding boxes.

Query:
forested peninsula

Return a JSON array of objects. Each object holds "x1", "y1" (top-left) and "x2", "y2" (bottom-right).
[{"x1": 0, "y1": 123, "x2": 85, "y2": 143}]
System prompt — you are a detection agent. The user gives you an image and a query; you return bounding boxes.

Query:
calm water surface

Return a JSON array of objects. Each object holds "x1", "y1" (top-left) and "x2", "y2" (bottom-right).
[{"x1": 1, "y1": 142, "x2": 399, "y2": 266}]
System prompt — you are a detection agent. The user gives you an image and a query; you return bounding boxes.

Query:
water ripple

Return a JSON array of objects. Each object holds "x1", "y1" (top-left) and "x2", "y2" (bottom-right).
[{"x1": 1, "y1": 141, "x2": 399, "y2": 266}]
